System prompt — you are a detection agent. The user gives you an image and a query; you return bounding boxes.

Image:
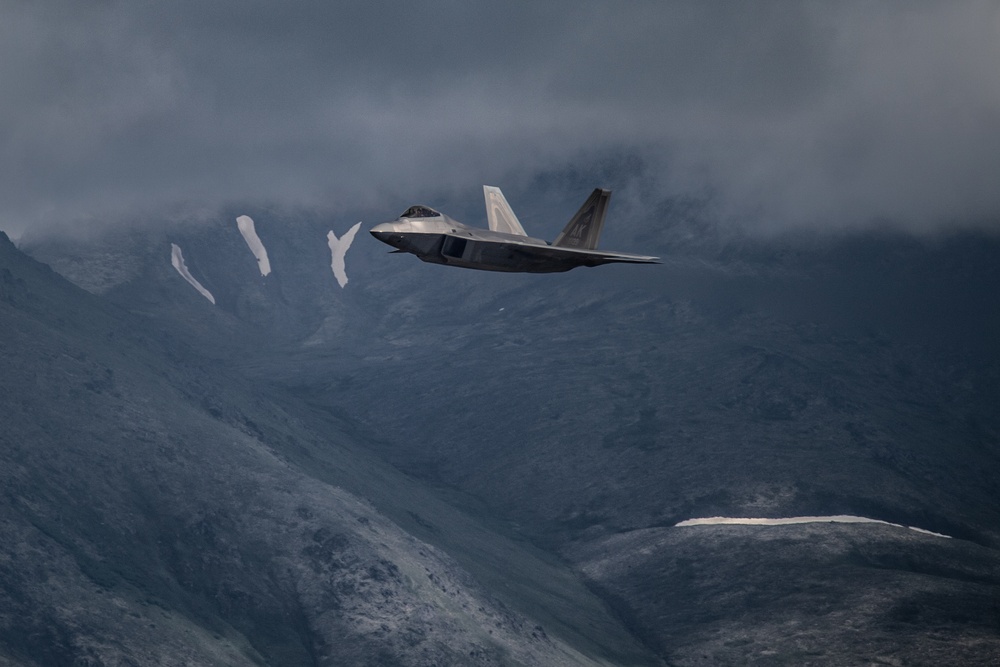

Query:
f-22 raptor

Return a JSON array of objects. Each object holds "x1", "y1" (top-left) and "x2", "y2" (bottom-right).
[{"x1": 369, "y1": 186, "x2": 659, "y2": 273}]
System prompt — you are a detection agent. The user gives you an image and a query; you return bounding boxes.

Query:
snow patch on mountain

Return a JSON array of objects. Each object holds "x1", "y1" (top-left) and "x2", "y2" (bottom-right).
[
  {"x1": 170, "y1": 243, "x2": 215, "y2": 304},
  {"x1": 327, "y1": 222, "x2": 361, "y2": 288},
  {"x1": 675, "y1": 515, "x2": 951, "y2": 538},
  {"x1": 236, "y1": 215, "x2": 271, "y2": 276}
]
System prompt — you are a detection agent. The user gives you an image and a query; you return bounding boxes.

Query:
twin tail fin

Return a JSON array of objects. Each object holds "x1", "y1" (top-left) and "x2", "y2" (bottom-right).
[
  {"x1": 484, "y1": 185, "x2": 613, "y2": 251},
  {"x1": 483, "y1": 186, "x2": 527, "y2": 236},
  {"x1": 553, "y1": 188, "x2": 610, "y2": 250}
]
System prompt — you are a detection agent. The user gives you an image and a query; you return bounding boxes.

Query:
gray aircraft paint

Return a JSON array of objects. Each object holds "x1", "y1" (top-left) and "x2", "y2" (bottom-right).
[
  {"x1": 370, "y1": 186, "x2": 658, "y2": 273},
  {"x1": 483, "y1": 185, "x2": 527, "y2": 237}
]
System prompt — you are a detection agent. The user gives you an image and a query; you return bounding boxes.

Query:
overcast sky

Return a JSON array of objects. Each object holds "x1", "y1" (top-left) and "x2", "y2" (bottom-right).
[{"x1": 2, "y1": 1, "x2": 999, "y2": 237}]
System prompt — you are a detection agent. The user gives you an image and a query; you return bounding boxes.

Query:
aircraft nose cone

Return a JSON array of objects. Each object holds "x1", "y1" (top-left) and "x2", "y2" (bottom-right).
[
  {"x1": 369, "y1": 222, "x2": 392, "y2": 242},
  {"x1": 370, "y1": 222, "x2": 402, "y2": 248}
]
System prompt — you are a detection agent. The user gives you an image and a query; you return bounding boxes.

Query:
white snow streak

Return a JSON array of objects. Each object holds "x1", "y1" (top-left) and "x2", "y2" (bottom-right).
[
  {"x1": 170, "y1": 243, "x2": 215, "y2": 304},
  {"x1": 675, "y1": 515, "x2": 951, "y2": 539},
  {"x1": 327, "y1": 222, "x2": 361, "y2": 288},
  {"x1": 236, "y1": 215, "x2": 271, "y2": 276}
]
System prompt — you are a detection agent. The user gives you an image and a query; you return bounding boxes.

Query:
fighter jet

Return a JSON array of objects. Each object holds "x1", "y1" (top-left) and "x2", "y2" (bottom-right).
[{"x1": 369, "y1": 186, "x2": 659, "y2": 273}]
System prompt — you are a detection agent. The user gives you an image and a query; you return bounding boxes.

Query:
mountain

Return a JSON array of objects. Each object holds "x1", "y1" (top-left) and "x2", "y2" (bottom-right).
[
  {"x1": 12, "y1": 191, "x2": 1000, "y2": 665},
  {"x1": 0, "y1": 231, "x2": 651, "y2": 666}
]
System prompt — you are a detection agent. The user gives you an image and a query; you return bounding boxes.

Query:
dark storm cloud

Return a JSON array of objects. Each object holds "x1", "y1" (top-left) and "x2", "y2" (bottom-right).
[{"x1": 2, "y1": 1, "x2": 999, "y2": 236}]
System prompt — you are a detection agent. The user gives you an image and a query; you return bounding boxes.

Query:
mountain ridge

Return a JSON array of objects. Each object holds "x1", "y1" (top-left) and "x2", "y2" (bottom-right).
[
  {"x1": 0, "y1": 230, "x2": 654, "y2": 666},
  {"x1": 9, "y1": 204, "x2": 1000, "y2": 664}
]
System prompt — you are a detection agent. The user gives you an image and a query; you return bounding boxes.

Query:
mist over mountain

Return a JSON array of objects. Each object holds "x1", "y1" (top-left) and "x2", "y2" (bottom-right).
[
  {"x1": 7, "y1": 180, "x2": 1000, "y2": 664},
  {"x1": 4, "y1": 2, "x2": 1000, "y2": 237}
]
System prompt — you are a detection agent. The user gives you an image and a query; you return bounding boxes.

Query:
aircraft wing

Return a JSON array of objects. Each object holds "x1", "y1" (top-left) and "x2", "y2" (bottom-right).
[{"x1": 509, "y1": 241, "x2": 660, "y2": 266}]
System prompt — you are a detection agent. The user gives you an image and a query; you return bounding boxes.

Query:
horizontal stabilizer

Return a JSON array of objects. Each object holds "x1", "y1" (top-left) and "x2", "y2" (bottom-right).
[
  {"x1": 553, "y1": 188, "x2": 610, "y2": 250},
  {"x1": 484, "y1": 186, "x2": 527, "y2": 236}
]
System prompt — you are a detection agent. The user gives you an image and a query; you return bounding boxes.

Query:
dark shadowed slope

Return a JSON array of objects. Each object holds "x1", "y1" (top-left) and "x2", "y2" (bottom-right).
[
  {"x1": 0, "y1": 232, "x2": 654, "y2": 666},
  {"x1": 21, "y1": 203, "x2": 1000, "y2": 665}
]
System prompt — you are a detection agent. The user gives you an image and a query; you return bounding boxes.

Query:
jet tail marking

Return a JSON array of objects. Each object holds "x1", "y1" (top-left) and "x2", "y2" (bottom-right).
[
  {"x1": 553, "y1": 188, "x2": 610, "y2": 250},
  {"x1": 483, "y1": 186, "x2": 527, "y2": 236}
]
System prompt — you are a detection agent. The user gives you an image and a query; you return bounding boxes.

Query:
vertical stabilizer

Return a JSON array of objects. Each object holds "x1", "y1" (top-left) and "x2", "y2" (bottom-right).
[
  {"x1": 553, "y1": 188, "x2": 610, "y2": 250},
  {"x1": 483, "y1": 186, "x2": 527, "y2": 236}
]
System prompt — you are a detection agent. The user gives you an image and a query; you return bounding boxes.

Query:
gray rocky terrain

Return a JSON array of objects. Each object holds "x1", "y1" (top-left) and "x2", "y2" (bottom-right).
[
  {"x1": 7, "y1": 189, "x2": 1000, "y2": 665},
  {"x1": 1, "y1": 232, "x2": 648, "y2": 666}
]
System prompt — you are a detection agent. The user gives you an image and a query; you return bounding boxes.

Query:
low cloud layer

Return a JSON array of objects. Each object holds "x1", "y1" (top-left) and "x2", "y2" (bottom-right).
[{"x1": 2, "y1": 1, "x2": 999, "y2": 236}]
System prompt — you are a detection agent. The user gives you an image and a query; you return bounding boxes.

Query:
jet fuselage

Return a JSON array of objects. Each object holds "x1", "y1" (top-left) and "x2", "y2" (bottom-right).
[
  {"x1": 369, "y1": 188, "x2": 659, "y2": 273},
  {"x1": 371, "y1": 216, "x2": 588, "y2": 273}
]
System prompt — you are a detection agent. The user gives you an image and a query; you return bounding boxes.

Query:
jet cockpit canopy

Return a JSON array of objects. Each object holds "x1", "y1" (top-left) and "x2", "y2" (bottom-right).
[{"x1": 400, "y1": 205, "x2": 441, "y2": 219}]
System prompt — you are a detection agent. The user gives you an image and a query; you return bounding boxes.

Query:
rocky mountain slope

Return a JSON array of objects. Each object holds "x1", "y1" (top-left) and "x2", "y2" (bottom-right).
[
  {"x1": 0, "y1": 231, "x2": 651, "y2": 666},
  {"x1": 13, "y1": 191, "x2": 1000, "y2": 664}
]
